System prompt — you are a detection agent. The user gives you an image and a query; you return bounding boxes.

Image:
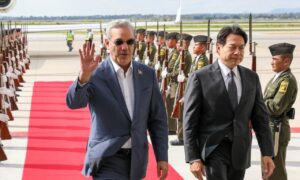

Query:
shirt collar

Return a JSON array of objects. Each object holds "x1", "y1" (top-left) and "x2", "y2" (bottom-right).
[
  {"x1": 110, "y1": 56, "x2": 133, "y2": 74},
  {"x1": 218, "y1": 60, "x2": 238, "y2": 77}
]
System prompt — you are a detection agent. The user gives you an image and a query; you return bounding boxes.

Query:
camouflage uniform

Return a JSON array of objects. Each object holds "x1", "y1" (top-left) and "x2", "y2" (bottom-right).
[
  {"x1": 164, "y1": 32, "x2": 180, "y2": 133},
  {"x1": 190, "y1": 54, "x2": 208, "y2": 74},
  {"x1": 144, "y1": 31, "x2": 157, "y2": 68},
  {"x1": 169, "y1": 33, "x2": 193, "y2": 144},
  {"x1": 135, "y1": 28, "x2": 146, "y2": 64},
  {"x1": 171, "y1": 48, "x2": 192, "y2": 142},
  {"x1": 155, "y1": 31, "x2": 168, "y2": 67},
  {"x1": 264, "y1": 43, "x2": 298, "y2": 180},
  {"x1": 189, "y1": 35, "x2": 211, "y2": 74}
]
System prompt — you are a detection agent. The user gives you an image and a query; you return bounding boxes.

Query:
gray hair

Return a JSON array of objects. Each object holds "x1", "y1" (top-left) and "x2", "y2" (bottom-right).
[{"x1": 106, "y1": 19, "x2": 134, "y2": 40}]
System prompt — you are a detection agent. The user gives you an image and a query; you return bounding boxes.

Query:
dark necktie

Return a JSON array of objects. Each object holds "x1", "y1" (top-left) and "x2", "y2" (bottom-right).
[{"x1": 228, "y1": 71, "x2": 238, "y2": 109}]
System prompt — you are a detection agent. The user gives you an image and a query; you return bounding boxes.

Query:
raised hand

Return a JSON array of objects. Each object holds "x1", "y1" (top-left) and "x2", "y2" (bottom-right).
[{"x1": 78, "y1": 43, "x2": 101, "y2": 83}]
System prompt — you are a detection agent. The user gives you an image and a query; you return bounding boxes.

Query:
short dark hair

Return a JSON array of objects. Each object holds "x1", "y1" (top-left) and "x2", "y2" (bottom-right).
[
  {"x1": 281, "y1": 54, "x2": 294, "y2": 61},
  {"x1": 217, "y1": 25, "x2": 248, "y2": 46}
]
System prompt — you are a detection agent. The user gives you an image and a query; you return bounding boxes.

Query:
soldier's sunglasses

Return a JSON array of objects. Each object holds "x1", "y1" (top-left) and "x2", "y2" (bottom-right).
[{"x1": 114, "y1": 38, "x2": 135, "y2": 46}]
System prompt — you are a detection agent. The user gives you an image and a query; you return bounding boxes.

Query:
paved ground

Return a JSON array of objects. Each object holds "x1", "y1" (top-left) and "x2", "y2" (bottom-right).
[{"x1": 0, "y1": 31, "x2": 300, "y2": 179}]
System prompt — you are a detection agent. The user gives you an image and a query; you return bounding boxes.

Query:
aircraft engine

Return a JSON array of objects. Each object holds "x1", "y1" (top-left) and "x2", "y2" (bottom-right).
[{"x1": 0, "y1": 0, "x2": 16, "y2": 12}]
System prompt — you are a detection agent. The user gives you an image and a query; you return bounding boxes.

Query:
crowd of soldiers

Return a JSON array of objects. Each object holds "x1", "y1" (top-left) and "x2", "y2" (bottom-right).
[
  {"x1": 99, "y1": 23, "x2": 213, "y2": 146},
  {"x1": 0, "y1": 23, "x2": 30, "y2": 161}
]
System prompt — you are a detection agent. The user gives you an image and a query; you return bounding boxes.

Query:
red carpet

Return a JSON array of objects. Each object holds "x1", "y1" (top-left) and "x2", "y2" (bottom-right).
[{"x1": 22, "y1": 81, "x2": 183, "y2": 180}]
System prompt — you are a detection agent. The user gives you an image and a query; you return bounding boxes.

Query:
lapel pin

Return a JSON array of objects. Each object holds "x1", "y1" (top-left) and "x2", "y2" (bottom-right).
[{"x1": 138, "y1": 69, "x2": 143, "y2": 75}]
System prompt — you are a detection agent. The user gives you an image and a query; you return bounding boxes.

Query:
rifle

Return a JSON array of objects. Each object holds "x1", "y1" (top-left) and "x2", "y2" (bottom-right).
[
  {"x1": 156, "y1": 44, "x2": 161, "y2": 80},
  {"x1": 155, "y1": 20, "x2": 161, "y2": 81},
  {"x1": 0, "y1": 143, "x2": 7, "y2": 161},
  {"x1": 207, "y1": 19, "x2": 213, "y2": 64},
  {"x1": 209, "y1": 42, "x2": 214, "y2": 64},
  {"x1": 252, "y1": 42, "x2": 257, "y2": 72},
  {"x1": 249, "y1": 13, "x2": 257, "y2": 72},
  {"x1": 171, "y1": 20, "x2": 185, "y2": 119},
  {"x1": 161, "y1": 47, "x2": 168, "y2": 103},
  {"x1": 249, "y1": 14, "x2": 253, "y2": 55},
  {"x1": 207, "y1": 19, "x2": 211, "y2": 51}
]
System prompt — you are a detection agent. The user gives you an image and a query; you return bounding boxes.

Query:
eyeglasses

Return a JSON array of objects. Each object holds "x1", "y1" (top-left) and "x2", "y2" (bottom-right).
[{"x1": 113, "y1": 38, "x2": 135, "y2": 46}]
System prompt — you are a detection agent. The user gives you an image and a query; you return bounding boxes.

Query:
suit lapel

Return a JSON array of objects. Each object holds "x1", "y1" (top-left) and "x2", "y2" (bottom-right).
[
  {"x1": 211, "y1": 61, "x2": 234, "y2": 112},
  {"x1": 103, "y1": 59, "x2": 131, "y2": 121},
  {"x1": 236, "y1": 66, "x2": 248, "y2": 112},
  {"x1": 132, "y1": 62, "x2": 142, "y2": 122}
]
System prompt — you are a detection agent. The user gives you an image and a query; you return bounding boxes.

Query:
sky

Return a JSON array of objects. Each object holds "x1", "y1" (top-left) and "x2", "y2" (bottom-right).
[{"x1": 2, "y1": 0, "x2": 300, "y2": 17}]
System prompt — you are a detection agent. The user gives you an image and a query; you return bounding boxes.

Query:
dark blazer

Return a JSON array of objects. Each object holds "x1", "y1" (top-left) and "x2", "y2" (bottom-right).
[
  {"x1": 66, "y1": 59, "x2": 168, "y2": 179},
  {"x1": 183, "y1": 60, "x2": 273, "y2": 170}
]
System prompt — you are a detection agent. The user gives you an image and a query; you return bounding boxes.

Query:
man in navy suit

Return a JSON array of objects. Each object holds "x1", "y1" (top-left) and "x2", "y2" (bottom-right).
[
  {"x1": 66, "y1": 20, "x2": 168, "y2": 180},
  {"x1": 183, "y1": 25, "x2": 275, "y2": 180}
]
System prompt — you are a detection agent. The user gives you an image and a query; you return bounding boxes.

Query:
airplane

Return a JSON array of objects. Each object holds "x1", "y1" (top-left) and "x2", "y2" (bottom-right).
[
  {"x1": 0, "y1": 0, "x2": 182, "y2": 33},
  {"x1": 0, "y1": 0, "x2": 15, "y2": 12}
]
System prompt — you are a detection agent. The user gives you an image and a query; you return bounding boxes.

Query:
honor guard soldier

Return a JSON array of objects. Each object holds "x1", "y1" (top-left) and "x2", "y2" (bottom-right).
[
  {"x1": 190, "y1": 35, "x2": 211, "y2": 74},
  {"x1": 134, "y1": 28, "x2": 146, "y2": 63},
  {"x1": 264, "y1": 43, "x2": 298, "y2": 180},
  {"x1": 161, "y1": 32, "x2": 180, "y2": 134},
  {"x1": 154, "y1": 31, "x2": 168, "y2": 68},
  {"x1": 154, "y1": 31, "x2": 168, "y2": 84},
  {"x1": 66, "y1": 30, "x2": 74, "y2": 52},
  {"x1": 169, "y1": 33, "x2": 193, "y2": 145},
  {"x1": 144, "y1": 31, "x2": 157, "y2": 68}
]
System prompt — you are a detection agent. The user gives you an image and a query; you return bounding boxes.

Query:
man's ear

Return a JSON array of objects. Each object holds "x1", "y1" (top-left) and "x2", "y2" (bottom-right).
[
  {"x1": 283, "y1": 57, "x2": 292, "y2": 66},
  {"x1": 216, "y1": 43, "x2": 221, "y2": 55}
]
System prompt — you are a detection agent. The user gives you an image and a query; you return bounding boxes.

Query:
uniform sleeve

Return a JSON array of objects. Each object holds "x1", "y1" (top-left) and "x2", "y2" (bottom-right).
[{"x1": 265, "y1": 78, "x2": 294, "y2": 116}]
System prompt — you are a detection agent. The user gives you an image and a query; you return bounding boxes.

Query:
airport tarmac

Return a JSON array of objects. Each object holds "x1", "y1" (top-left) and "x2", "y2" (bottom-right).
[{"x1": 0, "y1": 31, "x2": 300, "y2": 179}]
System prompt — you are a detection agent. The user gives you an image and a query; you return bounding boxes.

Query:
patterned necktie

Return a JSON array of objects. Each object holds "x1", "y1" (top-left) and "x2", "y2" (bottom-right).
[{"x1": 228, "y1": 71, "x2": 238, "y2": 109}]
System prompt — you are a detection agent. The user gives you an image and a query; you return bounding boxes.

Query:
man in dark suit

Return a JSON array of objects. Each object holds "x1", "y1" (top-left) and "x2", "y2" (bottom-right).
[
  {"x1": 66, "y1": 20, "x2": 168, "y2": 180},
  {"x1": 183, "y1": 25, "x2": 275, "y2": 180}
]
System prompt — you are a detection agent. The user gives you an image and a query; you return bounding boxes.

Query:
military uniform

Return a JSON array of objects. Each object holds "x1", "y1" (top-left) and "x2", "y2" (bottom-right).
[
  {"x1": 134, "y1": 28, "x2": 146, "y2": 64},
  {"x1": 144, "y1": 31, "x2": 157, "y2": 68},
  {"x1": 190, "y1": 54, "x2": 208, "y2": 73},
  {"x1": 155, "y1": 31, "x2": 168, "y2": 67},
  {"x1": 169, "y1": 34, "x2": 194, "y2": 145},
  {"x1": 189, "y1": 35, "x2": 212, "y2": 74},
  {"x1": 264, "y1": 43, "x2": 298, "y2": 180},
  {"x1": 164, "y1": 32, "x2": 180, "y2": 133}
]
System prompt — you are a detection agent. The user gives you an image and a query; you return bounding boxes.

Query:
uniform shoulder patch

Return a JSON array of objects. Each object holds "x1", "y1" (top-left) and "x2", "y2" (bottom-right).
[
  {"x1": 172, "y1": 53, "x2": 179, "y2": 60},
  {"x1": 279, "y1": 80, "x2": 289, "y2": 93}
]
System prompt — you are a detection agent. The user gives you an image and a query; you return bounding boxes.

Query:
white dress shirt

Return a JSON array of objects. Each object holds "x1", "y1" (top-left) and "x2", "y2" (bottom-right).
[
  {"x1": 110, "y1": 58, "x2": 134, "y2": 148},
  {"x1": 272, "y1": 71, "x2": 284, "y2": 83},
  {"x1": 218, "y1": 60, "x2": 242, "y2": 104}
]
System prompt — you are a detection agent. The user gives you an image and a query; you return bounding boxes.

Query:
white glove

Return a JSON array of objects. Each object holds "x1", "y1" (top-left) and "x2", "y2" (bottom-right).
[
  {"x1": 177, "y1": 74, "x2": 185, "y2": 82},
  {"x1": 154, "y1": 63, "x2": 161, "y2": 70},
  {"x1": 179, "y1": 97, "x2": 184, "y2": 104},
  {"x1": 1, "y1": 75, "x2": 7, "y2": 83},
  {"x1": 0, "y1": 113, "x2": 9, "y2": 122},
  {"x1": 144, "y1": 58, "x2": 150, "y2": 65},
  {"x1": 99, "y1": 43, "x2": 104, "y2": 49},
  {"x1": 161, "y1": 69, "x2": 168, "y2": 78}
]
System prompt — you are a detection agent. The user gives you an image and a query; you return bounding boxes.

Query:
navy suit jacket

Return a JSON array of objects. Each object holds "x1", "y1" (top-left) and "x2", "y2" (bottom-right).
[
  {"x1": 183, "y1": 61, "x2": 273, "y2": 170},
  {"x1": 66, "y1": 59, "x2": 168, "y2": 179}
]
